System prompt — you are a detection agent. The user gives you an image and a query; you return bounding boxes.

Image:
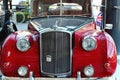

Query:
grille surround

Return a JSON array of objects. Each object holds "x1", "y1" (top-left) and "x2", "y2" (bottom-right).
[{"x1": 40, "y1": 29, "x2": 72, "y2": 77}]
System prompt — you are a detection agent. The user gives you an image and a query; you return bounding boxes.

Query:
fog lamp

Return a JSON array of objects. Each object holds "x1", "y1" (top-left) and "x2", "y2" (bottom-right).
[
  {"x1": 84, "y1": 65, "x2": 94, "y2": 77},
  {"x1": 18, "y1": 66, "x2": 28, "y2": 77}
]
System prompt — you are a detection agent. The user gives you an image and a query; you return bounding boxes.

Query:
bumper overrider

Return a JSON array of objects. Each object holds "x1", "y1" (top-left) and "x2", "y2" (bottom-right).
[{"x1": 0, "y1": 71, "x2": 115, "y2": 80}]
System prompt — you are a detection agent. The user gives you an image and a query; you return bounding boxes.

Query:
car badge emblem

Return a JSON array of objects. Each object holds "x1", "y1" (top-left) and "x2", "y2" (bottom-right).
[{"x1": 46, "y1": 55, "x2": 52, "y2": 62}]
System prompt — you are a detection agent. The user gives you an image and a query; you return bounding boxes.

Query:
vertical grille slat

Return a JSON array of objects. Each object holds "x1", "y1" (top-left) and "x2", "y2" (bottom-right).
[{"x1": 41, "y1": 31, "x2": 71, "y2": 76}]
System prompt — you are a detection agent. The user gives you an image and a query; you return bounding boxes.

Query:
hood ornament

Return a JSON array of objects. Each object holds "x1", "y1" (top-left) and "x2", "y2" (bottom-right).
[{"x1": 52, "y1": 21, "x2": 59, "y2": 30}]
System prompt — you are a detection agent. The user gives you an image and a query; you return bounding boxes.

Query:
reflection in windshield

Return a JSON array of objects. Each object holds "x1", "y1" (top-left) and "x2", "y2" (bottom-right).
[{"x1": 37, "y1": 0, "x2": 91, "y2": 16}]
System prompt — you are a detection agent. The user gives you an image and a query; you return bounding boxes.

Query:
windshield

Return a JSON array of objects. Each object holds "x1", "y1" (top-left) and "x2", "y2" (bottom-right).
[{"x1": 32, "y1": 0, "x2": 92, "y2": 17}]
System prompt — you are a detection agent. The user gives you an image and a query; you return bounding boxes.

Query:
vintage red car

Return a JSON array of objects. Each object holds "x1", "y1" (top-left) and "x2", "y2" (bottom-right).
[{"x1": 0, "y1": 0, "x2": 117, "y2": 80}]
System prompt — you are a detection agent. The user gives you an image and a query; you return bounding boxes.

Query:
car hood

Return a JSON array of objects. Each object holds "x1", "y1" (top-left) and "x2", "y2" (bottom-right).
[{"x1": 30, "y1": 16, "x2": 93, "y2": 32}]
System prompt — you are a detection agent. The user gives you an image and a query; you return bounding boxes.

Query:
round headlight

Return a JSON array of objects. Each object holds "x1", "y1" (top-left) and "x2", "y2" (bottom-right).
[
  {"x1": 18, "y1": 66, "x2": 28, "y2": 77},
  {"x1": 16, "y1": 37, "x2": 30, "y2": 52},
  {"x1": 82, "y1": 36, "x2": 97, "y2": 51},
  {"x1": 84, "y1": 65, "x2": 94, "y2": 77}
]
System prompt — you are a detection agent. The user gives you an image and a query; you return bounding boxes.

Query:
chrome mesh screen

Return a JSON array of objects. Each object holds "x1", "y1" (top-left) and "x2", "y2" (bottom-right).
[{"x1": 41, "y1": 31, "x2": 71, "y2": 75}]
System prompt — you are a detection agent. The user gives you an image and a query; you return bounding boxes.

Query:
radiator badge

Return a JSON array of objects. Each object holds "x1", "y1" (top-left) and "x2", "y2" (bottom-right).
[{"x1": 46, "y1": 55, "x2": 52, "y2": 62}]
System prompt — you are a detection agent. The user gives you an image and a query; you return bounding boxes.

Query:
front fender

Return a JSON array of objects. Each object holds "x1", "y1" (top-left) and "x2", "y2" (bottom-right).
[
  {"x1": 104, "y1": 32, "x2": 117, "y2": 75},
  {"x1": 0, "y1": 30, "x2": 40, "y2": 77},
  {"x1": 73, "y1": 29, "x2": 117, "y2": 77}
]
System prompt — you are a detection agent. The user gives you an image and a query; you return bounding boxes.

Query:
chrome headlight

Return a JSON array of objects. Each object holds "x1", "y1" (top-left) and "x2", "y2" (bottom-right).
[
  {"x1": 18, "y1": 66, "x2": 28, "y2": 77},
  {"x1": 16, "y1": 37, "x2": 30, "y2": 52},
  {"x1": 82, "y1": 36, "x2": 97, "y2": 51},
  {"x1": 84, "y1": 65, "x2": 94, "y2": 77}
]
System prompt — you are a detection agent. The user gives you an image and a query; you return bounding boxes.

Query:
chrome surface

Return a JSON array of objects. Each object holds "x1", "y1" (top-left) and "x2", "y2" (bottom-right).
[
  {"x1": 83, "y1": 65, "x2": 94, "y2": 77},
  {"x1": 40, "y1": 29, "x2": 72, "y2": 77},
  {"x1": 18, "y1": 66, "x2": 28, "y2": 77},
  {"x1": 29, "y1": 71, "x2": 35, "y2": 80},
  {"x1": 0, "y1": 76, "x2": 114, "y2": 80},
  {"x1": 30, "y1": 16, "x2": 93, "y2": 77},
  {"x1": 82, "y1": 36, "x2": 97, "y2": 51},
  {"x1": 114, "y1": 6, "x2": 120, "y2": 9},
  {"x1": 16, "y1": 37, "x2": 30, "y2": 52},
  {"x1": 76, "y1": 72, "x2": 81, "y2": 80}
]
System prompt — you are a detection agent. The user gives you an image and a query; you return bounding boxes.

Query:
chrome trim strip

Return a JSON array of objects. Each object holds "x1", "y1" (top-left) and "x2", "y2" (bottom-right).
[
  {"x1": 77, "y1": 72, "x2": 81, "y2": 80},
  {"x1": 29, "y1": 71, "x2": 34, "y2": 80},
  {"x1": 0, "y1": 76, "x2": 114, "y2": 80}
]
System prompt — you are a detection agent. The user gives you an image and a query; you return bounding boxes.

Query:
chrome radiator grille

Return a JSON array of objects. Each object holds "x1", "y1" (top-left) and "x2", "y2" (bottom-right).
[{"x1": 41, "y1": 31, "x2": 71, "y2": 76}]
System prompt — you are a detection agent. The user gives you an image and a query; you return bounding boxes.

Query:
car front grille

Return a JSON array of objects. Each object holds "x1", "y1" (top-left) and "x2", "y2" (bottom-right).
[{"x1": 40, "y1": 31, "x2": 71, "y2": 77}]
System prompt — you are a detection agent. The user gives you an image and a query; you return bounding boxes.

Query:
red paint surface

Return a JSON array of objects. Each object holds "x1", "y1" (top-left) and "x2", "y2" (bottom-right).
[
  {"x1": 0, "y1": 31, "x2": 40, "y2": 77},
  {"x1": 0, "y1": 22, "x2": 117, "y2": 78},
  {"x1": 72, "y1": 30, "x2": 117, "y2": 77}
]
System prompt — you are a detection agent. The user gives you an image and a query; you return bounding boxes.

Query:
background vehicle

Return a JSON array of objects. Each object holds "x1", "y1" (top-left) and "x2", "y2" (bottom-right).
[
  {"x1": 0, "y1": 0, "x2": 117, "y2": 80},
  {"x1": 48, "y1": 3, "x2": 82, "y2": 15}
]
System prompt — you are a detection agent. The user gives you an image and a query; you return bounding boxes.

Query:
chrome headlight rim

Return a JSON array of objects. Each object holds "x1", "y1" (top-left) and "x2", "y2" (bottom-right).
[
  {"x1": 84, "y1": 65, "x2": 94, "y2": 77},
  {"x1": 16, "y1": 37, "x2": 30, "y2": 52},
  {"x1": 82, "y1": 36, "x2": 97, "y2": 51},
  {"x1": 18, "y1": 66, "x2": 28, "y2": 77}
]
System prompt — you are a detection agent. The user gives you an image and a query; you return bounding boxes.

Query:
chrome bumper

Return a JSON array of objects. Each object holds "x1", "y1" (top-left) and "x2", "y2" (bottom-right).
[
  {"x1": 0, "y1": 77, "x2": 114, "y2": 80},
  {"x1": 0, "y1": 71, "x2": 115, "y2": 80}
]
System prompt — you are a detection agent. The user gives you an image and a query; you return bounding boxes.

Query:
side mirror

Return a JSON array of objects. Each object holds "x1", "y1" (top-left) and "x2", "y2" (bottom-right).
[{"x1": 105, "y1": 24, "x2": 113, "y2": 29}]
